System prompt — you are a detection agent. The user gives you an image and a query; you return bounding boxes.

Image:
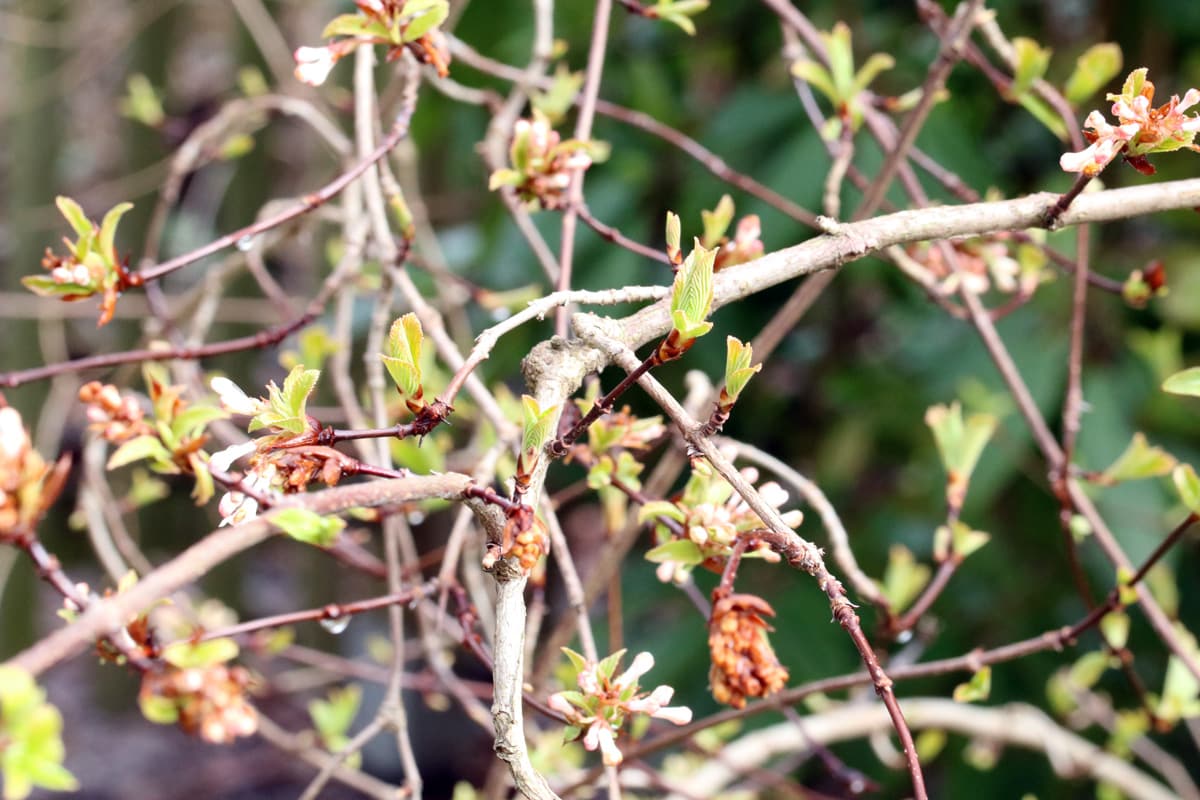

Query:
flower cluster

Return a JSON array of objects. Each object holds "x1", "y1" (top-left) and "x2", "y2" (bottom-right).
[
  {"x1": 140, "y1": 661, "x2": 258, "y2": 744},
  {"x1": 548, "y1": 649, "x2": 692, "y2": 766},
  {"x1": 78, "y1": 382, "x2": 151, "y2": 443},
  {"x1": 22, "y1": 197, "x2": 136, "y2": 326},
  {"x1": 905, "y1": 234, "x2": 1044, "y2": 296},
  {"x1": 292, "y1": 0, "x2": 451, "y2": 87},
  {"x1": 488, "y1": 111, "x2": 609, "y2": 210},
  {"x1": 1061, "y1": 68, "x2": 1200, "y2": 176},
  {"x1": 708, "y1": 593, "x2": 789, "y2": 708},
  {"x1": 0, "y1": 406, "x2": 67, "y2": 540},
  {"x1": 210, "y1": 372, "x2": 362, "y2": 526},
  {"x1": 641, "y1": 460, "x2": 798, "y2": 584}
]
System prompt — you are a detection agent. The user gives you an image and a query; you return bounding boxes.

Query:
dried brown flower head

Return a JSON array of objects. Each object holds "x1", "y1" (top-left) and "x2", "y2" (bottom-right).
[{"x1": 708, "y1": 592, "x2": 789, "y2": 709}]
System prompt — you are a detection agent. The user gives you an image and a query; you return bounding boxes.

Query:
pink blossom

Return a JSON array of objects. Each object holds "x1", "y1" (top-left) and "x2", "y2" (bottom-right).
[{"x1": 613, "y1": 651, "x2": 655, "y2": 689}]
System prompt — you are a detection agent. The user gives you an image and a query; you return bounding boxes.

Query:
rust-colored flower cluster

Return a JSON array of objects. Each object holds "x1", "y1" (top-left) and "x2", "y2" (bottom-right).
[
  {"x1": 79, "y1": 382, "x2": 151, "y2": 444},
  {"x1": 140, "y1": 663, "x2": 258, "y2": 744},
  {"x1": 708, "y1": 592, "x2": 789, "y2": 709}
]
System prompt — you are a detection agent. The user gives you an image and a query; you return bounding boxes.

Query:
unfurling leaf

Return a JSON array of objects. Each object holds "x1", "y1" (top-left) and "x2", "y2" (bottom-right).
[
  {"x1": 953, "y1": 667, "x2": 992, "y2": 703},
  {"x1": 644, "y1": 538, "x2": 705, "y2": 566},
  {"x1": 1163, "y1": 367, "x2": 1200, "y2": 397},
  {"x1": 1172, "y1": 464, "x2": 1200, "y2": 513},
  {"x1": 309, "y1": 684, "x2": 364, "y2": 767},
  {"x1": 932, "y1": 521, "x2": 990, "y2": 563},
  {"x1": 701, "y1": 195, "x2": 734, "y2": 249},
  {"x1": 1011, "y1": 37, "x2": 1052, "y2": 96},
  {"x1": 1100, "y1": 610, "x2": 1130, "y2": 650},
  {"x1": 665, "y1": 211, "x2": 682, "y2": 263},
  {"x1": 878, "y1": 544, "x2": 931, "y2": 612},
  {"x1": 669, "y1": 240, "x2": 716, "y2": 342},
  {"x1": 271, "y1": 507, "x2": 346, "y2": 547},
  {"x1": 925, "y1": 402, "x2": 997, "y2": 510},
  {"x1": 521, "y1": 395, "x2": 559, "y2": 460},
  {"x1": 250, "y1": 366, "x2": 320, "y2": 435},
  {"x1": 381, "y1": 313, "x2": 425, "y2": 402},
  {"x1": 1099, "y1": 433, "x2": 1176, "y2": 484},
  {"x1": 1064, "y1": 43, "x2": 1123, "y2": 105},
  {"x1": 723, "y1": 337, "x2": 762, "y2": 403}
]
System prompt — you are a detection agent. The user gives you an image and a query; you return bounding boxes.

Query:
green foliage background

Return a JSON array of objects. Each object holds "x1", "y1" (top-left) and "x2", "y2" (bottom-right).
[{"x1": 3, "y1": 0, "x2": 1200, "y2": 796}]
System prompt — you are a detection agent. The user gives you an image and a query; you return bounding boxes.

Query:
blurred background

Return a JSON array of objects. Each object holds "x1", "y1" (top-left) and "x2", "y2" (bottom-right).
[{"x1": 3, "y1": 0, "x2": 1200, "y2": 797}]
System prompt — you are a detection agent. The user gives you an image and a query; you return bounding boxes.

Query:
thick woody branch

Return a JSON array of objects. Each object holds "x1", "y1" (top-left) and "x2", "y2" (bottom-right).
[
  {"x1": 5, "y1": 473, "x2": 497, "y2": 677},
  {"x1": 664, "y1": 699, "x2": 1177, "y2": 800}
]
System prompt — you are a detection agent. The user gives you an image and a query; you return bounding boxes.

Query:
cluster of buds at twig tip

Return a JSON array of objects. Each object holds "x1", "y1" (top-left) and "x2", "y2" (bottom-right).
[
  {"x1": 0, "y1": 403, "x2": 71, "y2": 542},
  {"x1": 1122, "y1": 259, "x2": 1169, "y2": 308},
  {"x1": 100, "y1": 364, "x2": 235, "y2": 507},
  {"x1": 905, "y1": 233, "x2": 1048, "y2": 298},
  {"x1": 708, "y1": 591, "x2": 789, "y2": 708},
  {"x1": 140, "y1": 639, "x2": 258, "y2": 745},
  {"x1": 1061, "y1": 68, "x2": 1200, "y2": 177},
  {"x1": 79, "y1": 382, "x2": 152, "y2": 444},
  {"x1": 642, "y1": 458, "x2": 798, "y2": 584},
  {"x1": 790, "y1": 22, "x2": 895, "y2": 137},
  {"x1": 549, "y1": 648, "x2": 692, "y2": 766},
  {"x1": 701, "y1": 195, "x2": 764, "y2": 271},
  {"x1": 22, "y1": 196, "x2": 139, "y2": 326},
  {"x1": 293, "y1": 0, "x2": 452, "y2": 86},
  {"x1": 701, "y1": 337, "x2": 761, "y2": 436},
  {"x1": 489, "y1": 111, "x2": 609, "y2": 211}
]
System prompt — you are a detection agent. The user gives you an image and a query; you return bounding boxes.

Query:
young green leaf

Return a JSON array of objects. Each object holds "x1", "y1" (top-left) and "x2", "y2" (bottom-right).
[
  {"x1": 1099, "y1": 610, "x2": 1131, "y2": 650},
  {"x1": 380, "y1": 313, "x2": 425, "y2": 401},
  {"x1": 98, "y1": 201, "x2": 133, "y2": 267},
  {"x1": 878, "y1": 544, "x2": 931, "y2": 612},
  {"x1": 1172, "y1": 463, "x2": 1200, "y2": 513},
  {"x1": 1011, "y1": 37, "x2": 1052, "y2": 96},
  {"x1": 933, "y1": 521, "x2": 991, "y2": 563},
  {"x1": 1162, "y1": 367, "x2": 1200, "y2": 397},
  {"x1": 700, "y1": 195, "x2": 734, "y2": 249},
  {"x1": 952, "y1": 667, "x2": 992, "y2": 703},
  {"x1": 161, "y1": 638, "x2": 239, "y2": 669},
  {"x1": 0, "y1": 666, "x2": 79, "y2": 800},
  {"x1": 665, "y1": 211, "x2": 682, "y2": 262},
  {"x1": 644, "y1": 538, "x2": 705, "y2": 566},
  {"x1": 309, "y1": 684, "x2": 363, "y2": 751},
  {"x1": 55, "y1": 195, "x2": 93, "y2": 240},
  {"x1": 669, "y1": 240, "x2": 716, "y2": 342},
  {"x1": 1064, "y1": 43, "x2": 1122, "y2": 105},
  {"x1": 521, "y1": 395, "x2": 559, "y2": 459},
  {"x1": 1099, "y1": 433, "x2": 1176, "y2": 484},
  {"x1": 723, "y1": 337, "x2": 762, "y2": 402},
  {"x1": 925, "y1": 402, "x2": 997, "y2": 509},
  {"x1": 271, "y1": 508, "x2": 346, "y2": 547},
  {"x1": 107, "y1": 434, "x2": 175, "y2": 471},
  {"x1": 400, "y1": 0, "x2": 448, "y2": 42}
]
